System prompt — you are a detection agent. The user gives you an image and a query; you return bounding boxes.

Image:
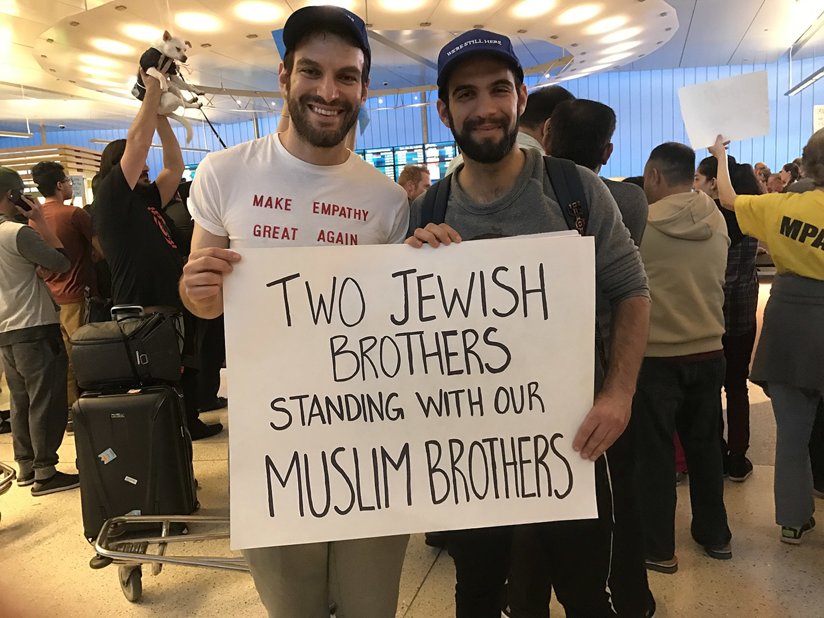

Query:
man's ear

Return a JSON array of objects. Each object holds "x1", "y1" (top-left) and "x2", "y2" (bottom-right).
[
  {"x1": 601, "y1": 143, "x2": 614, "y2": 166},
  {"x1": 542, "y1": 119, "x2": 552, "y2": 154},
  {"x1": 163, "y1": 30, "x2": 171, "y2": 42},
  {"x1": 361, "y1": 79, "x2": 369, "y2": 105},
  {"x1": 278, "y1": 62, "x2": 289, "y2": 95},
  {"x1": 437, "y1": 99, "x2": 451, "y2": 128},
  {"x1": 649, "y1": 166, "x2": 663, "y2": 188},
  {"x1": 516, "y1": 82, "x2": 528, "y2": 117}
]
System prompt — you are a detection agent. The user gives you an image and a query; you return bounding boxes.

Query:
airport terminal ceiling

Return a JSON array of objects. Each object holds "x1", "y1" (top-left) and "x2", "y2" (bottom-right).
[{"x1": 0, "y1": 0, "x2": 823, "y2": 132}]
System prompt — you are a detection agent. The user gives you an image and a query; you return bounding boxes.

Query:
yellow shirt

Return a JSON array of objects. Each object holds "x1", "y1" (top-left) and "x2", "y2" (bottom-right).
[{"x1": 734, "y1": 190, "x2": 824, "y2": 280}]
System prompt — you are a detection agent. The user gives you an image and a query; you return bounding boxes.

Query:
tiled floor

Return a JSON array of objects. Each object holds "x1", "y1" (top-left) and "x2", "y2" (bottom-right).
[
  {"x1": 1, "y1": 282, "x2": 823, "y2": 617},
  {"x1": 2, "y1": 387, "x2": 823, "y2": 617}
]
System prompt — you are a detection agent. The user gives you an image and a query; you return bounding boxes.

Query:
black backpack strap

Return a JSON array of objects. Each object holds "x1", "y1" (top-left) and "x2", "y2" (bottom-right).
[
  {"x1": 419, "y1": 173, "x2": 453, "y2": 226},
  {"x1": 543, "y1": 156, "x2": 607, "y2": 372},
  {"x1": 544, "y1": 156, "x2": 589, "y2": 235}
]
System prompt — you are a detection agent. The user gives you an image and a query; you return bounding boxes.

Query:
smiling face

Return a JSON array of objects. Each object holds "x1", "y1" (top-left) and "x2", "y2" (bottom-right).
[
  {"x1": 437, "y1": 55, "x2": 526, "y2": 165},
  {"x1": 280, "y1": 32, "x2": 367, "y2": 150}
]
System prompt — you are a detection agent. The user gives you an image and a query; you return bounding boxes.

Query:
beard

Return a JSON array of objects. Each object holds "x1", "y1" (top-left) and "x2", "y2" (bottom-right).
[
  {"x1": 448, "y1": 110, "x2": 519, "y2": 164},
  {"x1": 286, "y1": 88, "x2": 360, "y2": 149}
]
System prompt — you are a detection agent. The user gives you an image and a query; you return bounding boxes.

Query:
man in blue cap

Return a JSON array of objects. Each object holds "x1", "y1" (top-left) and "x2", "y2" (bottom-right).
[
  {"x1": 180, "y1": 5, "x2": 409, "y2": 617},
  {"x1": 406, "y1": 29, "x2": 652, "y2": 617}
]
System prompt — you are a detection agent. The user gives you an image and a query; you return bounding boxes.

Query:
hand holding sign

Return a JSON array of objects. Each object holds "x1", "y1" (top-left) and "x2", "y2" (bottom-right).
[
  {"x1": 181, "y1": 245, "x2": 242, "y2": 319},
  {"x1": 573, "y1": 391, "x2": 631, "y2": 461},
  {"x1": 708, "y1": 134, "x2": 730, "y2": 159},
  {"x1": 406, "y1": 222, "x2": 463, "y2": 248}
]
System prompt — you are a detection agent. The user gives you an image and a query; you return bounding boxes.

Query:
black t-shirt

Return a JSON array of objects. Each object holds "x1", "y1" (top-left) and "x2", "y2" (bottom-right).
[
  {"x1": 92, "y1": 164, "x2": 183, "y2": 307},
  {"x1": 715, "y1": 198, "x2": 745, "y2": 247}
]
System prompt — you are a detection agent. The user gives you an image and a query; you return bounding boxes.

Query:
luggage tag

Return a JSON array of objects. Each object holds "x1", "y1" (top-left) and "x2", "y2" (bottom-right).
[{"x1": 98, "y1": 448, "x2": 117, "y2": 464}]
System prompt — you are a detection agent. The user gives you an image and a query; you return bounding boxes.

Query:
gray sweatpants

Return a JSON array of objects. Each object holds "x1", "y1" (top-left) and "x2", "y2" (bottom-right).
[
  {"x1": 770, "y1": 382, "x2": 822, "y2": 527},
  {"x1": 1, "y1": 335, "x2": 68, "y2": 481},
  {"x1": 242, "y1": 534, "x2": 409, "y2": 618}
]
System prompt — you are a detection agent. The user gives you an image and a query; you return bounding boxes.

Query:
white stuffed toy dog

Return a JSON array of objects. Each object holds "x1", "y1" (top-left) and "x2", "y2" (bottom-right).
[{"x1": 132, "y1": 31, "x2": 204, "y2": 143}]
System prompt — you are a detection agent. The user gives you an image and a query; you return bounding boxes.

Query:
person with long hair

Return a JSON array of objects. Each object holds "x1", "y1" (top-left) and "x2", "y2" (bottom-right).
[
  {"x1": 779, "y1": 162, "x2": 800, "y2": 190},
  {"x1": 711, "y1": 131, "x2": 824, "y2": 544},
  {"x1": 693, "y1": 155, "x2": 762, "y2": 482}
]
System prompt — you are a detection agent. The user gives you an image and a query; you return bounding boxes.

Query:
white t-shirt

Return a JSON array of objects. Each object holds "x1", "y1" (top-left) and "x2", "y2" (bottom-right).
[{"x1": 189, "y1": 133, "x2": 409, "y2": 248}]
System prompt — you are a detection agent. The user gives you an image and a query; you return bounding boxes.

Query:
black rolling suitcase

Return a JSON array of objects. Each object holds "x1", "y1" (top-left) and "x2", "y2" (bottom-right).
[{"x1": 73, "y1": 385, "x2": 198, "y2": 542}]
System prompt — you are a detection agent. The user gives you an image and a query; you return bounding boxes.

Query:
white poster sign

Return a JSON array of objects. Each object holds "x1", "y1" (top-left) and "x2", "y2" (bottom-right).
[
  {"x1": 678, "y1": 71, "x2": 770, "y2": 149},
  {"x1": 224, "y1": 235, "x2": 597, "y2": 550},
  {"x1": 69, "y1": 174, "x2": 84, "y2": 200},
  {"x1": 814, "y1": 105, "x2": 824, "y2": 133}
]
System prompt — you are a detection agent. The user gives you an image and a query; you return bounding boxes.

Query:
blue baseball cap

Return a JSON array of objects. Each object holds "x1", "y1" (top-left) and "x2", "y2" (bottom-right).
[
  {"x1": 437, "y1": 29, "x2": 524, "y2": 94},
  {"x1": 282, "y1": 6, "x2": 371, "y2": 78}
]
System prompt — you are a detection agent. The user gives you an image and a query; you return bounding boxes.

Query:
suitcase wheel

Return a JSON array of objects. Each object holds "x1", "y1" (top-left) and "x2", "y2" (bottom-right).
[{"x1": 119, "y1": 565, "x2": 142, "y2": 602}]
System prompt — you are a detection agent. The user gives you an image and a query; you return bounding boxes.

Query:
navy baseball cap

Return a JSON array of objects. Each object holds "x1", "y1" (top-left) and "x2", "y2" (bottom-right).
[
  {"x1": 282, "y1": 6, "x2": 371, "y2": 77},
  {"x1": 437, "y1": 29, "x2": 524, "y2": 94}
]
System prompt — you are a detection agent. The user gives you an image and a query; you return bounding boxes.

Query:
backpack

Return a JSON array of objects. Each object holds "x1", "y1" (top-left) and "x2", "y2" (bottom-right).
[{"x1": 418, "y1": 155, "x2": 607, "y2": 373}]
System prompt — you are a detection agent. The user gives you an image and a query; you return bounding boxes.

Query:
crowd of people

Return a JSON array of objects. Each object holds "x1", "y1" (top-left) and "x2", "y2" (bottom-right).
[{"x1": 1, "y1": 4, "x2": 822, "y2": 617}]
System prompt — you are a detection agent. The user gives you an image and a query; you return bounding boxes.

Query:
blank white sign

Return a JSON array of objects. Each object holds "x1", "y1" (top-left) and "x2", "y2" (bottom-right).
[{"x1": 678, "y1": 71, "x2": 770, "y2": 149}]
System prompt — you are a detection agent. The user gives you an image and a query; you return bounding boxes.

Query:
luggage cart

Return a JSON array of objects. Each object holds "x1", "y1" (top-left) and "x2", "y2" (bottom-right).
[
  {"x1": 92, "y1": 514, "x2": 249, "y2": 602},
  {"x1": 0, "y1": 461, "x2": 16, "y2": 522}
]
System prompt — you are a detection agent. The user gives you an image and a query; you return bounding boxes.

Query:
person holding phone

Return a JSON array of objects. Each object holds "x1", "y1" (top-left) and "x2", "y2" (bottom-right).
[{"x1": 0, "y1": 166, "x2": 79, "y2": 495}]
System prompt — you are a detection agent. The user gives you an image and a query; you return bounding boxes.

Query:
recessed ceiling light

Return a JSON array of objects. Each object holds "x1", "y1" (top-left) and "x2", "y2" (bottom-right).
[
  {"x1": 599, "y1": 52, "x2": 632, "y2": 64},
  {"x1": 380, "y1": 0, "x2": 427, "y2": 11},
  {"x1": 121, "y1": 24, "x2": 164, "y2": 42},
  {"x1": 601, "y1": 27, "x2": 642, "y2": 43},
  {"x1": 86, "y1": 77, "x2": 122, "y2": 87},
  {"x1": 601, "y1": 40, "x2": 641, "y2": 54},
  {"x1": 305, "y1": 0, "x2": 354, "y2": 8},
  {"x1": 585, "y1": 15, "x2": 628, "y2": 35},
  {"x1": 234, "y1": 1, "x2": 283, "y2": 23},
  {"x1": 90, "y1": 38, "x2": 136, "y2": 56},
  {"x1": 451, "y1": 0, "x2": 496, "y2": 11},
  {"x1": 512, "y1": 0, "x2": 556, "y2": 18},
  {"x1": 579, "y1": 63, "x2": 610, "y2": 73},
  {"x1": 78, "y1": 66, "x2": 122, "y2": 79},
  {"x1": 556, "y1": 4, "x2": 603, "y2": 25},
  {"x1": 174, "y1": 11, "x2": 222, "y2": 32},
  {"x1": 78, "y1": 53, "x2": 122, "y2": 68}
]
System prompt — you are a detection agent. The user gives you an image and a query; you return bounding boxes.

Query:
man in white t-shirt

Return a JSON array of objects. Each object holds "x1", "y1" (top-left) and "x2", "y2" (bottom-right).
[{"x1": 180, "y1": 6, "x2": 409, "y2": 617}]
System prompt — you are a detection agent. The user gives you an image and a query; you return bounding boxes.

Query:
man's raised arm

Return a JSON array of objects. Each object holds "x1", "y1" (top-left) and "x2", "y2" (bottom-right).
[
  {"x1": 155, "y1": 115, "x2": 185, "y2": 206},
  {"x1": 121, "y1": 70, "x2": 161, "y2": 189}
]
